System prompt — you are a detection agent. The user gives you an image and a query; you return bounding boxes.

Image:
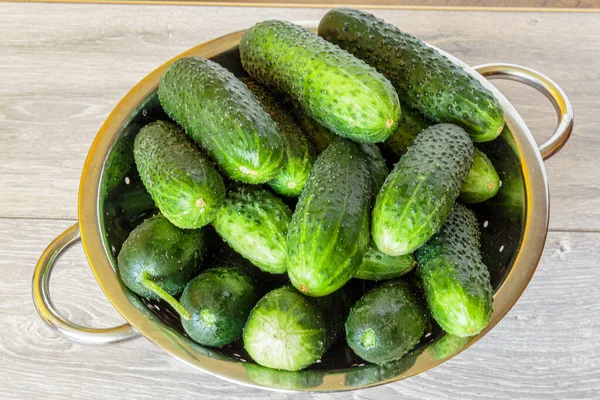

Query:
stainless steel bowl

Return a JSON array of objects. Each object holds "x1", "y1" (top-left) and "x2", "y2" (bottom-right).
[{"x1": 32, "y1": 26, "x2": 573, "y2": 392}]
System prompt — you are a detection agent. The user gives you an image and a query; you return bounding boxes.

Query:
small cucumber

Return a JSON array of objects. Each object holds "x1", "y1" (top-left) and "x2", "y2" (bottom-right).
[
  {"x1": 212, "y1": 185, "x2": 291, "y2": 274},
  {"x1": 243, "y1": 286, "x2": 327, "y2": 371},
  {"x1": 460, "y1": 148, "x2": 500, "y2": 204},
  {"x1": 345, "y1": 280, "x2": 428, "y2": 364},
  {"x1": 287, "y1": 138, "x2": 372, "y2": 297},
  {"x1": 180, "y1": 267, "x2": 258, "y2": 347},
  {"x1": 319, "y1": 8, "x2": 505, "y2": 142},
  {"x1": 355, "y1": 243, "x2": 416, "y2": 281},
  {"x1": 158, "y1": 57, "x2": 284, "y2": 183},
  {"x1": 240, "y1": 20, "x2": 401, "y2": 143},
  {"x1": 133, "y1": 121, "x2": 226, "y2": 229},
  {"x1": 416, "y1": 203, "x2": 493, "y2": 337},
  {"x1": 243, "y1": 79, "x2": 315, "y2": 197},
  {"x1": 372, "y1": 124, "x2": 473, "y2": 256},
  {"x1": 117, "y1": 214, "x2": 206, "y2": 319}
]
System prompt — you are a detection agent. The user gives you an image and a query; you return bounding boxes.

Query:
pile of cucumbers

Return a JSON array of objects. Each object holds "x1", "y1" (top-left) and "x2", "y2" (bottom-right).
[{"x1": 117, "y1": 8, "x2": 503, "y2": 372}]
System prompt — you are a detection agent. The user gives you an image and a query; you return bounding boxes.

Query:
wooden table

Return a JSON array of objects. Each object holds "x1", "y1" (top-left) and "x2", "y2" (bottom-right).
[{"x1": 1, "y1": 2, "x2": 598, "y2": 399}]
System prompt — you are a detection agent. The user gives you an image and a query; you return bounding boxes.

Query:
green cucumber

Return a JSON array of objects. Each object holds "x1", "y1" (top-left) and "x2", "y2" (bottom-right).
[
  {"x1": 415, "y1": 203, "x2": 493, "y2": 337},
  {"x1": 383, "y1": 113, "x2": 500, "y2": 205},
  {"x1": 319, "y1": 8, "x2": 505, "y2": 142},
  {"x1": 158, "y1": 57, "x2": 284, "y2": 183},
  {"x1": 345, "y1": 280, "x2": 428, "y2": 364},
  {"x1": 287, "y1": 138, "x2": 372, "y2": 297},
  {"x1": 179, "y1": 267, "x2": 258, "y2": 347},
  {"x1": 383, "y1": 103, "x2": 432, "y2": 158},
  {"x1": 372, "y1": 124, "x2": 473, "y2": 256},
  {"x1": 243, "y1": 79, "x2": 315, "y2": 197},
  {"x1": 117, "y1": 214, "x2": 206, "y2": 319},
  {"x1": 243, "y1": 286, "x2": 327, "y2": 371},
  {"x1": 460, "y1": 148, "x2": 500, "y2": 204},
  {"x1": 133, "y1": 121, "x2": 226, "y2": 229},
  {"x1": 288, "y1": 102, "x2": 336, "y2": 153},
  {"x1": 360, "y1": 144, "x2": 389, "y2": 194},
  {"x1": 240, "y1": 20, "x2": 401, "y2": 143},
  {"x1": 212, "y1": 185, "x2": 291, "y2": 274},
  {"x1": 355, "y1": 243, "x2": 416, "y2": 281}
]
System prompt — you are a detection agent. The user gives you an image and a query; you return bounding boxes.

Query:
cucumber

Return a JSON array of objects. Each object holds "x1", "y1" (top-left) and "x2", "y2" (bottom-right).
[
  {"x1": 179, "y1": 267, "x2": 258, "y2": 347},
  {"x1": 117, "y1": 214, "x2": 206, "y2": 319},
  {"x1": 240, "y1": 20, "x2": 401, "y2": 143},
  {"x1": 158, "y1": 57, "x2": 284, "y2": 183},
  {"x1": 243, "y1": 286, "x2": 327, "y2": 371},
  {"x1": 460, "y1": 148, "x2": 500, "y2": 204},
  {"x1": 288, "y1": 102, "x2": 336, "y2": 153},
  {"x1": 319, "y1": 8, "x2": 505, "y2": 142},
  {"x1": 212, "y1": 185, "x2": 291, "y2": 274},
  {"x1": 415, "y1": 203, "x2": 493, "y2": 337},
  {"x1": 360, "y1": 144, "x2": 389, "y2": 194},
  {"x1": 287, "y1": 138, "x2": 372, "y2": 297},
  {"x1": 345, "y1": 280, "x2": 428, "y2": 364},
  {"x1": 133, "y1": 121, "x2": 226, "y2": 229},
  {"x1": 243, "y1": 79, "x2": 315, "y2": 197},
  {"x1": 383, "y1": 103, "x2": 432, "y2": 158},
  {"x1": 372, "y1": 124, "x2": 473, "y2": 256},
  {"x1": 383, "y1": 116, "x2": 500, "y2": 205},
  {"x1": 355, "y1": 243, "x2": 416, "y2": 281}
]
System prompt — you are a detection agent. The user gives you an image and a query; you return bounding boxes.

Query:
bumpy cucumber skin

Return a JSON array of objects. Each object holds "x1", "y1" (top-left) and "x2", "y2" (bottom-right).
[
  {"x1": 243, "y1": 286, "x2": 327, "y2": 371},
  {"x1": 240, "y1": 20, "x2": 401, "y2": 143},
  {"x1": 318, "y1": 8, "x2": 505, "y2": 142},
  {"x1": 287, "y1": 138, "x2": 372, "y2": 297},
  {"x1": 460, "y1": 148, "x2": 500, "y2": 204},
  {"x1": 118, "y1": 214, "x2": 206, "y2": 299},
  {"x1": 288, "y1": 102, "x2": 336, "y2": 153},
  {"x1": 360, "y1": 144, "x2": 389, "y2": 195},
  {"x1": 133, "y1": 121, "x2": 226, "y2": 229},
  {"x1": 383, "y1": 102, "x2": 432, "y2": 158},
  {"x1": 345, "y1": 280, "x2": 428, "y2": 365},
  {"x1": 373, "y1": 124, "x2": 473, "y2": 256},
  {"x1": 212, "y1": 185, "x2": 291, "y2": 274},
  {"x1": 416, "y1": 203, "x2": 493, "y2": 337},
  {"x1": 243, "y1": 79, "x2": 315, "y2": 197},
  {"x1": 355, "y1": 243, "x2": 416, "y2": 280},
  {"x1": 158, "y1": 57, "x2": 284, "y2": 183},
  {"x1": 179, "y1": 267, "x2": 258, "y2": 347}
]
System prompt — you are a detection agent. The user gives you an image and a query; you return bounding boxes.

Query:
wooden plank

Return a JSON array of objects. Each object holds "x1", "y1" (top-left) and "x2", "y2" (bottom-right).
[
  {"x1": 2, "y1": 217, "x2": 598, "y2": 398},
  {"x1": 0, "y1": 2, "x2": 597, "y2": 231}
]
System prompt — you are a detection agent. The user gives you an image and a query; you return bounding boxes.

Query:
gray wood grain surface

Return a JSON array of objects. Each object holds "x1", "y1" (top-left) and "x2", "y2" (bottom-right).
[{"x1": 0, "y1": 2, "x2": 598, "y2": 399}]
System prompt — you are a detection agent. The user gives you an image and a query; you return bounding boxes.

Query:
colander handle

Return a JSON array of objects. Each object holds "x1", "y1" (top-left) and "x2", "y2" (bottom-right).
[
  {"x1": 32, "y1": 223, "x2": 139, "y2": 344},
  {"x1": 474, "y1": 63, "x2": 574, "y2": 160}
]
